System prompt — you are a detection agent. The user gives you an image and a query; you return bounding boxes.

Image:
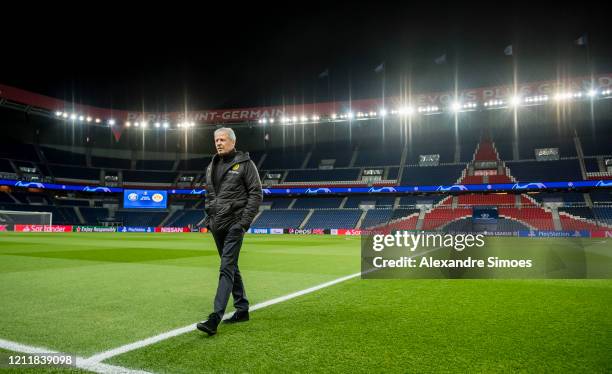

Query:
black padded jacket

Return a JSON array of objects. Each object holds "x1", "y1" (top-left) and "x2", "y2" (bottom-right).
[{"x1": 203, "y1": 150, "x2": 263, "y2": 232}]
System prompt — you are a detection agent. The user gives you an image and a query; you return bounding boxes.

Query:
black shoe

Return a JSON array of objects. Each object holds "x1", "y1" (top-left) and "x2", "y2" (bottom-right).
[
  {"x1": 223, "y1": 310, "x2": 249, "y2": 324},
  {"x1": 197, "y1": 313, "x2": 221, "y2": 336}
]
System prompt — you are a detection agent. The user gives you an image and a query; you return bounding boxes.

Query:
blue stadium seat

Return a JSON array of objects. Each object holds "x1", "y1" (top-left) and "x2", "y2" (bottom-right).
[
  {"x1": 251, "y1": 210, "x2": 309, "y2": 228},
  {"x1": 0, "y1": 143, "x2": 39, "y2": 162},
  {"x1": 354, "y1": 145, "x2": 402, "y2": 167},
  {"x1": 531, "y1": 192, "x2": 585, "y2": 204},
  {"x1": 583, "y1": 158, "x2": 601, "y2": 173},
  {"x1": 263, "y1": 198, "x2": 294, "y2": 209},
  {"x1": 41, "y1": 147, "x2": 86, "y2": 166},
  {"x1": 80, "y1": 207, "x2": 110, "y2": 225},
  {"x1": 260, "y1": 148, "x2": 306, "y2": 170},
  {"x1": 360, "y1": 209, "x2": 393, "y2": 228},
  {"x1": 292, "y1": 197, "x2": 343, "y2": 209},
  {"x1": 123, "y1": 171, "x2": 177, "y2": 183},
  {"x1": 401, "y1": 165, "x2": 465, "y2": 185},
  {"x1": 92, "y1": 156, "x2": 132, "y2": 169},
  {"x1": 303, "y1": 209, "x2": 361, "y2": 229},
  {"x1": 593, "y1": 207, "x2": 612, "y2": 226},
  {"x1": 284, "y1": 169, "x2": 360, "y2": 182},
  {"x1": 506, "y1": 160, "x2": 582, "y2": 182},
  {"x1": 306, "y1": 144, "x2": 353, "y2": 168},
  {"x1": 387, "y1": 167, "x2": 399, "y2": 180},
  {"x1": 391, "y1": 208, "x2": 420, "y2": 220},
  {"x1": 166, "y1": 210, "x2": 206, "y2": 227},
  {"x1": 177, "y1": 157, "x2": 211, "y2": 171},
  {"x1": 558, "y1": 207, "x2": 595, "y2": 220},
  {"x1": 49, "y1": 165, "x2": 101, "y2": 180},
  {"x1": 115, "y1": 211, "x2": 168, "y2": 226},
  {"x1": 135, "y1": 160, "x2": 175, "y2": 170},
  {"x1": 590, "y1": 190, "x2": 612, "y2": 204},
  {"x1": 0, "y1": 159, "x2": 14, "y2": 173},
  {"x1": 344, "y1": 196, "x2": 395, "y2": 208}
]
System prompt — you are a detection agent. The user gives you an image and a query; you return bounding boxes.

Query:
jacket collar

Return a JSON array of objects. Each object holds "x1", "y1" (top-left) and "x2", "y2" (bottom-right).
[{"x1": 208, "y1": 150, "x2": 251, "y2": 195}]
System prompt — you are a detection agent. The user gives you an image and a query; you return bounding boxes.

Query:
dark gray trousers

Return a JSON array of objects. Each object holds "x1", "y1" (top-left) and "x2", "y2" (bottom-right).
[{"x1": 211, "y1": 225, "x2": 249, "y2": 319}]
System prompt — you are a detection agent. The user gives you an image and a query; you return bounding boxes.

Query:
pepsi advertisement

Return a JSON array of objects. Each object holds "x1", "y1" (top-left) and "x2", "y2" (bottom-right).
[{"x1": 123, "y1": 189, "x2": 167, "y2": 209}]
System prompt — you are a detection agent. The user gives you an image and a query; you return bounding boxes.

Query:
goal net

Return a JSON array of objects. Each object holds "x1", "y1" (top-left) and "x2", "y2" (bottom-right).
[{"x1": 0, "y1": 210, "x2": 53, "y2": 226}]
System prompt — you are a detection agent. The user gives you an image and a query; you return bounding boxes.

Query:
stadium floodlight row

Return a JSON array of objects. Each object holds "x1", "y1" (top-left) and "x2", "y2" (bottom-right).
[
  {"x1": 0, "y1": 72, "x2": 600, "y2": 130},
  {"x1": 50, "y1": 87, "x2": 611, "y2": 130},
  {"x1": 257, "y1": 89, "x2": 612, "y2": 125}
]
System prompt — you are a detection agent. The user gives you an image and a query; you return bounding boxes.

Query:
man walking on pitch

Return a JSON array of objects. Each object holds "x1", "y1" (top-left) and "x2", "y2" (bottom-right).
[{"x1": 197, "y1": 127, "x2": 262, "y2": 336}]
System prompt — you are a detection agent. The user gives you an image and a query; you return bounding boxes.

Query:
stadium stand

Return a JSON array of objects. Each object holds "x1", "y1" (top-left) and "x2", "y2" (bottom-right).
[
  {"x1": 251, "y1": 210, "x2": 309, "y2": 229},
  {"x1": 92, "y1": 156, "x2": 132, "y2": 169},
  {"x1": 303, "y1": 209, "x2": 362, "y2": 229}
]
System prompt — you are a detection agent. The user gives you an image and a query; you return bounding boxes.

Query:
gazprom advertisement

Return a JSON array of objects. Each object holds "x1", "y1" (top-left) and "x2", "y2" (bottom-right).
[{"x1": 123, "y1": 189, "x2": 167, "y2": 209}]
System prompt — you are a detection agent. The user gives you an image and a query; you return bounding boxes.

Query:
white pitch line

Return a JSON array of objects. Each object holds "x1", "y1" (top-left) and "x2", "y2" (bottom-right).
[
  {"x1": 0, "y1": 245, "x2": 443, "y2": 373},
  {"x1": 0, "y1": 338, "x2": 151, "y2": 374},
  {"x1": 87, "y1": 245, "x2": 444, "y2": 364},
  {"x1": 86, "y1": 271, "x2": 362, "y2": 363}
]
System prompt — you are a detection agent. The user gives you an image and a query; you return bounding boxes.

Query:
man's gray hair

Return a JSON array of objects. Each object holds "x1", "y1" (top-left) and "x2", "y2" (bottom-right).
[{"x1": 214, "y1": 127, "x2": 236, "y2": 142}]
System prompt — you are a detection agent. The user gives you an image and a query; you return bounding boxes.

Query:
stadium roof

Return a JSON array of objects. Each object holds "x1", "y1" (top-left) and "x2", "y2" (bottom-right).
[{"x1": 2, "y1": 4, "x2": 611, "y2": 112}]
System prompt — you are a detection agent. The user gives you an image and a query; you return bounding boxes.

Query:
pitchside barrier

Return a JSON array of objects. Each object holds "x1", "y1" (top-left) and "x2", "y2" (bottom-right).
[
  {"x1": 2, "y1": 178, "x2": 611, "y2": 196},
  {"x1": 4, "y1": 225, "x2": 612, "y2": 238}
]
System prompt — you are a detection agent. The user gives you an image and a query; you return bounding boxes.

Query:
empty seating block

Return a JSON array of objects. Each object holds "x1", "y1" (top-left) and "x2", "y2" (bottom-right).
[
  {"x1": 354, "y1": 146, "x2": 402, "y2": 167},
  {"x1": 532, "y1": 192, "x2": 585, "y2": 204},
  {"x1": 303, "y1": 209, "x2": 361, "y2": 229},
  {"x1": 474, "y1": 141, "x2": 498, "y2": 161},
  {"x1": 387, "y1": 167, "x2": 399, "y2": 180},
  {"x1": 593, "y1": 207, "x2": 612, "y2": 226},
  {"x1": 307, "y1": 145, "x2": 353, "y2": 168},
  {"x1": 123, "y1": 171, "x2": 177, "y2": 184},
  {"x1": 398, "y1": 195, "x2": 445, "y2": 207},
  {"x1": 344, "y1": 196, "x2": 395, "y2": 208},
  {"x1": 177, "y1": 157, "x2": 211, "y2": 171},
  {"x1": 92, "y1": 156, "x2": 132, "y2": 169},
  {"x1": 136, "y1": 160, "x2": 175, "y2": 170},
  {"x1": 251, "y1": 210, "x2": 309, "y2": 229},
  {"x1": 0, "y1": 192, "x2": 15, "y2": 204},
  {"x1": 391, "y1": 208, "x2": 419, "y2": 221},
  {"x1": 0, "y1": 143, "x2": 39, "y2": 162},
  {"x1": 166, "y1": 210, "x2": 206, "y2": 227},
  {"x1": 498, "y1": 207, "x2": 554, "y2": 231},
  {"x1": 80, "y1": 207, "x2": 110, "y2": 225},
  {"x1": 583, "y1": 158, "x2": 601, "y2": 173},
  {"x1": 49, "y1": 165, "x2": 100, "y2": 180},
  {"x1": 114, "y1": 211, "x2": 168, "y2": 227},
  {"x1": 457, "y1": 194, "x2": 515, "y2": 206},
  {"x1": 421, "y1": 208, "x2": 472, "y2": 231},
  {"x1": 360, "y1": 209, "x2": 393, "y2": 228},
  {"x1": 580, "y1": 134, "x2": 612, "y2": 157},
  {"x1": 284, "y1": 169, "x2": 360, "y2": 182},
  {"x1": 590, "y1": 190, "x2": 612, "y2": 204},
  {"x1": 401, "y1": 165, "x2": 465, "y2": 185},
  {"x1": 260, "y1": 149, "x2": 306, "y2": 169},
  {"x1": 292, "y1": 197, "x2": 344, "y2": 209},
  {"x1": 461, "y1": 176, "x2": 484, "y2": 184},
  {"x1": 0, "y1": 159, "x2": 14, "y2": 173},
  {"x1": 41, "y1": 147, "x2": 86, "y2": 166},
  {"x1": 488, "y1": 175, "x2": 513, "y2": 184},
  {"x1": 263, "y1": 198, "x2": 294, "y2": 209},
  {"x1": 507, "y1": 160, "x2": 582, "y2": 182}
]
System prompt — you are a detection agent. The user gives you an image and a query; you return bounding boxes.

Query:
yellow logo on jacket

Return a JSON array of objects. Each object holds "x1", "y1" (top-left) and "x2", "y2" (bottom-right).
[{"x1": 232, "y1": 164, "x2": 240, "y2": 171}]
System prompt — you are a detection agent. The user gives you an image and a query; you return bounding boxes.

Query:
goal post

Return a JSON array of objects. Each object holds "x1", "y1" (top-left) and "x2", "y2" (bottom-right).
[{"x1": 0, "y1": 210, "x2": 53, "y2": 226}]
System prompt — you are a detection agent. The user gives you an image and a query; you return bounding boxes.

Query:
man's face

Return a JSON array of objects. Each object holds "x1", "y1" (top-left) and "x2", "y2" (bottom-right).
[{"x1": 215, "y1": 131, "x2": 236, "y2": 156}]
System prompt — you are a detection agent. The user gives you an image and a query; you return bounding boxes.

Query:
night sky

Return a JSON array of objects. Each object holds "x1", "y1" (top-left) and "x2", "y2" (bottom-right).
[{"x1": 2, "y1": 3, "x2": 610, "y2": 112}]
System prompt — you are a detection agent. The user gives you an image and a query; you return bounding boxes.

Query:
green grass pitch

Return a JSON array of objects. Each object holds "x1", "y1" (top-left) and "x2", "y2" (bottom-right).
[{"x1": 0, "y1": 232, "x2": 610, "y2": 373}]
